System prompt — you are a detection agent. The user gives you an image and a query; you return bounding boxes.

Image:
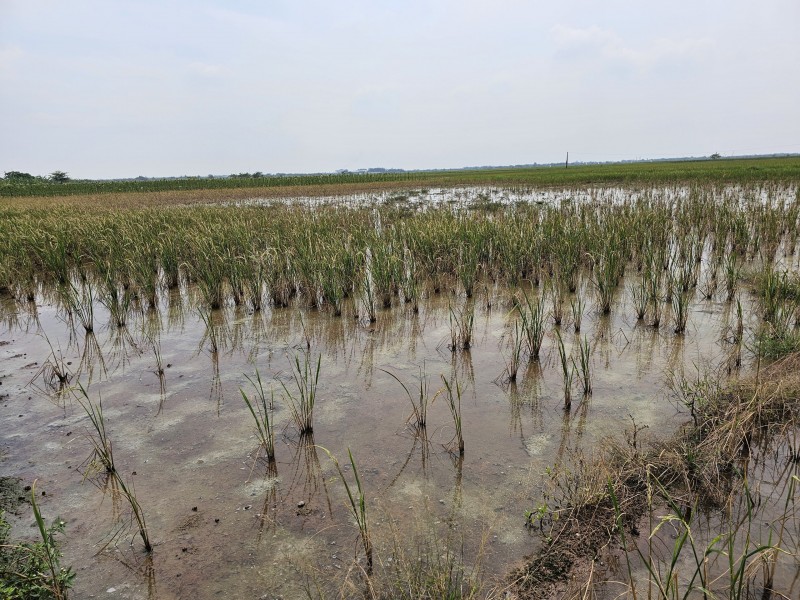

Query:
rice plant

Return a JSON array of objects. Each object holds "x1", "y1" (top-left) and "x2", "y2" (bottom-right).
[
  {"x1": 517, "y1": 290, "x2": 546, "y2": 361},
  {"x1": 503, "y1": 318, "x2": 524, "y2": 383},
  {"x1": 241, "y1": 370, "x2": 275, "y2": 461},
  {"x1": 381, "y1": 364, "x2": 431, "y2": 429},
  {"x1": 672, "y1": 286, "x2": 691, "y2": 334},
  {"x1": 570, "y1": 289, "x2": 584, "y2": 333},
  {"x1": 448, "y1": 300, "x2": 475, "y2": 352},
  {"x1": 280, "y1": 352, "x2": 321, "y2": 435},
  {"x1": 440, "y1": 374, "x2": 464, "y2": 455},
  {"x1": 572, "y1": 335, "x2": 592, "y2": 397},
  {"x1": 555, "y1": 329, "x2": 574, "y2": 410},
  {"x1": 76, "y1": 387, "x2": 115, "y2": 474},
  {"x1": 319, "y1": 447, "x2": 373, "y2": 574},
  {"x1": 75, "y1": 386, "x2": 152, "y2": 553}
]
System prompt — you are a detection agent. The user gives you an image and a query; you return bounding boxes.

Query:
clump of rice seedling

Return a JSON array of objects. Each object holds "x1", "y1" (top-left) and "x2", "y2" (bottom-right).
[
  {"x1": 630, "y1": 276, "x2": 648, "y2": 321},
  {"x1": 448, "y1": 300, "x2": 474, "y2": 351},
  {"x1": 547, "y1": 275, "x2": 564, "y2": 326},
  {"x1": 319, "y1": 447, "x2": 372, "y2": 574},
  {"x1": 241, "y1": 370, "x2": 275, "y2": 461},
  {"x1": 75, "y1": 386, "x2": 152, "y2": 553},
  {"x1": 502, "y1": 319, "x2": 524, "y2": 383},
  {"x1": 76, "y1": 387, "x2": 115, "y2": 474},
  {"x1": 440, "y1": 374, "x2": 464, "y2": 455},
  {"x1": 517, "y1": 289, "x2": 547, "y2": 361},
  {"x1": 280, "y1": 352, "x2": 321, "y2": 435},
  {"x1": 555, "y1": 329, "x2": 573, "y2": 410},
  {"x1": 672, "y1": 285, "x2": 691, "y2": 334},
  {"x1": 570, "y1": 289, "x2": 584, "y2": 333},
  {"x1": 381, "y1": 364, "x2": 432, "y2": 429},
  {"x1": 572, "y1": 334, "x2": 592, "y2": 397}
]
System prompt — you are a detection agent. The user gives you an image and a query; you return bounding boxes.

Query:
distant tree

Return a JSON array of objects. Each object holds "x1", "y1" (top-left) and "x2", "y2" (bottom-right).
[
  {"x1": 49, "y1": 170, "x2": 70, "y2": 183},
  {"x1": 4, "y1": 171, "x2": 35, "y2": 180},
  {"x1": 710, "y1": 153, "x2": 721, "y2": 160}
]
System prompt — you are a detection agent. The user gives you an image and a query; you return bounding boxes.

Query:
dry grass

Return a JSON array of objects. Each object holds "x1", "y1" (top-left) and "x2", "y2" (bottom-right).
[
  {"x1": 510, "y1": 353, "x2": 800, "y2": 599},
  {"x1": 0, "y1": 180, "x2": 437, "y2": 209}
]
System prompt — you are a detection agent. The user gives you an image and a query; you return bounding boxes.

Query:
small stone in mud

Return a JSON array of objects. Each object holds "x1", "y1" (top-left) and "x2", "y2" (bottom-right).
[
  {"x1": 191, "y1": 506, "x2": 198, "y2": 512},
  {"x1": 131, "y1": 471, "x2": 136, "y2": 475},
  {"x1": 214, "y1": 518, "x2": 220, "y2": 523},
  {"x1": 297, "y1": 500, "x2": 305, "y2": 508},
  {"x1": 244, "y1": 505, "x2": 252, "y2": 510},
  {"x1": 182, "y1": 547, "x2": 187, "y2": 552}
]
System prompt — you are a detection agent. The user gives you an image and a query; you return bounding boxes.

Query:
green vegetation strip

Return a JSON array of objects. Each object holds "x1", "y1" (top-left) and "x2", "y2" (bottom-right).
[{"x1": 2, "y1": 156, "x2": 800, "y2": 197}]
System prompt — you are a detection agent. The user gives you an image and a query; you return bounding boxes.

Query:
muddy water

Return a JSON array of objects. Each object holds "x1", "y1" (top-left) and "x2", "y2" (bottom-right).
[{"x1": 0, "y1": 276, "x2": 764, "y2": 598}]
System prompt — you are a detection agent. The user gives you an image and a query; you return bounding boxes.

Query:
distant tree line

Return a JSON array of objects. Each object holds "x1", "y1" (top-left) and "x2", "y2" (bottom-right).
[{"x1": 4, "y1": 170, "x2": 70, "y2": 182}]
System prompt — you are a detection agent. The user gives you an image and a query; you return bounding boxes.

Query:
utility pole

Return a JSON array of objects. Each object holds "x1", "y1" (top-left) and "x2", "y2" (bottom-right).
[{"x1": 565, "y1": 152, "x2": 569, "y2": 168}]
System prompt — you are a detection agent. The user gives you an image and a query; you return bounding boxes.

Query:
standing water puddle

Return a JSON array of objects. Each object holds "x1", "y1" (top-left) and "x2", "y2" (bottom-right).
[{"x1": 0, "y1": 280, "x2": 763, "y2": 598}]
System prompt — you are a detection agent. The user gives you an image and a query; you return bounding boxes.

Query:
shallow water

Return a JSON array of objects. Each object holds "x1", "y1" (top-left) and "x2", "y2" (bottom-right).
[{"x1": 1, "y1": 262, "x2": 773, "y2": 599}]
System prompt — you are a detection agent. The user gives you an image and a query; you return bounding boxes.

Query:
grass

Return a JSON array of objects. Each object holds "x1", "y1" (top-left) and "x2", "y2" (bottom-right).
[
  {"x1": 514, "y1": 351, "x2": 800, "y2": 598},
  {"x1": 0, "y1": 483, "x2": 74, "y2": 599}
]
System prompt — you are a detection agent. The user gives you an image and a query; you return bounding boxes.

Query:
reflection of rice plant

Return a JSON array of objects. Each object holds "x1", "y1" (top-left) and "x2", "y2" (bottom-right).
[
  {"x1": 440, "y1": 375, "x2": 464, "y2": 456},
  {"x1": 241, "y1": 370, "x2": 275, "y2": 461},
  {"x1": 382, "y1": 364, "x2": 431, "y2": 429},
  {"x1": 319, "y1": 447, "x2": 372, "y2": 574},
  {"x1": 281, "y1": 352, "x2": 321, "y2": 435}
]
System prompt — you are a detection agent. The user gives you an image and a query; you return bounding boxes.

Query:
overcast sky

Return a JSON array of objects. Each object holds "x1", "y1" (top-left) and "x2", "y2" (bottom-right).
[{"x1": 1, "y1": 1, "x2": 798, "y2": 179}]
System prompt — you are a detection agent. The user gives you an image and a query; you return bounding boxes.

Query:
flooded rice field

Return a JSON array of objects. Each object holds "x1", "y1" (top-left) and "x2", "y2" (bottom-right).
[{"x1": 1, "y1": 185, "x2": 799, "y2": 598}]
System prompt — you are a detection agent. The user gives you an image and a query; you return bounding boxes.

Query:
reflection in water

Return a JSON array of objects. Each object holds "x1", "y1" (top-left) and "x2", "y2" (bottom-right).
[
  {"x1": 386, "y1": 427, "x2": 431, "y2": 490},
  {"x1": 108, "y1": 326, "x2": 140, "y2": 373},
  {"x1": 283, "y1": 433, "x2": 332, "y2": 523},
  {"x1": 78, "y1": 332, "x2": 107, "y2": 384},
  {"x1": 256, "y1": 459, "x2": 280, "y2": 540},
  {"x1": 208, "y1": 351, "x2": 223, "y2": 413}
]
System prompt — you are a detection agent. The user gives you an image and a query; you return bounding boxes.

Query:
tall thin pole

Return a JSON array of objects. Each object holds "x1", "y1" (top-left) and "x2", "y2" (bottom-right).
[{"x1": 565, "y1": 152, "x2": 569, "y2": 168}]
